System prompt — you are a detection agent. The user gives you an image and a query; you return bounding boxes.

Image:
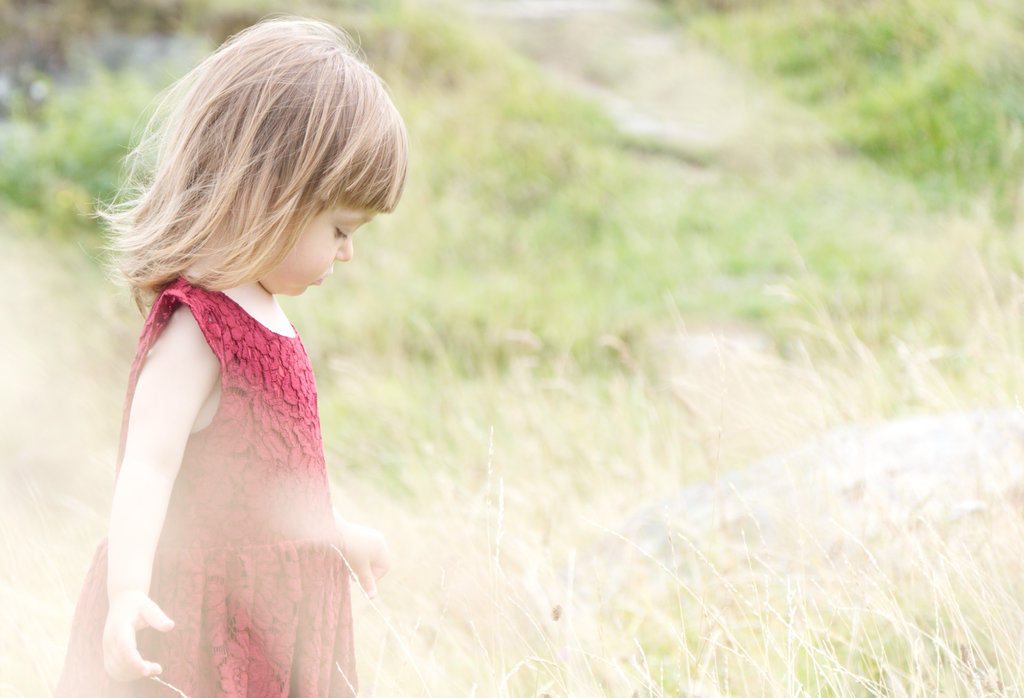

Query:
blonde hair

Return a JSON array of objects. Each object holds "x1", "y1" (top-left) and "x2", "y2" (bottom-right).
[{"x1": 105, "y1": 17, "x2": 408, "y2": 309}]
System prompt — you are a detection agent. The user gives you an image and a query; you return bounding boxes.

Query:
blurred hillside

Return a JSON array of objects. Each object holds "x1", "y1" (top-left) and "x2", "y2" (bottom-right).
[
  {"x1": 4, "y1": 0, "x2": 1024, "y2": 362},
  {"x1": 666, "y1": 0, "x2": 1024, "y2": 219}
]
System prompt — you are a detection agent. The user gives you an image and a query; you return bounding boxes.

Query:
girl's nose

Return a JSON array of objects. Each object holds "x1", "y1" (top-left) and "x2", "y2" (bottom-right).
[{"x1": 336, "y1": 238, "x2": 354, "y2": 262}]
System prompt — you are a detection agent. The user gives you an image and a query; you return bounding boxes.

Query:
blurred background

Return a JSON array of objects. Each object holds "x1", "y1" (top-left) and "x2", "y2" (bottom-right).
[{"x1": 6, "y1": 0, "x2": 1024, "y2": 695}]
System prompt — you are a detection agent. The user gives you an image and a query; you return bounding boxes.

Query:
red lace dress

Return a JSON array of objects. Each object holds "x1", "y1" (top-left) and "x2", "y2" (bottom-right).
[{"x1": 56, "y1": 279, "x2": 357, "y2": 697}]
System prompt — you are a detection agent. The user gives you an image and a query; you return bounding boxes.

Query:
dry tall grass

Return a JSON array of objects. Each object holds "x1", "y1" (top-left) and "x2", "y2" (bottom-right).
[{"x1": 7, "y1": 213, "x2": 1024, "y2": 697}]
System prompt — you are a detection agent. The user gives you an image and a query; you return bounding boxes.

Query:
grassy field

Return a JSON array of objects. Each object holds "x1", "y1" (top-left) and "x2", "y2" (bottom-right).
[{"x1": 6, "y1": 0, "x2": 1024, "y2": 695}]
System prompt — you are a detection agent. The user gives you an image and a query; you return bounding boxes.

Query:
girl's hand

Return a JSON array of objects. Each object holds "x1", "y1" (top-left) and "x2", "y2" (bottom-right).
[
  {"x1": 103, "y1": 590, "x2": 174, "y2": 681},
  {"x1": 336, "y1": 519, "x2": 390, "y2": 599}
]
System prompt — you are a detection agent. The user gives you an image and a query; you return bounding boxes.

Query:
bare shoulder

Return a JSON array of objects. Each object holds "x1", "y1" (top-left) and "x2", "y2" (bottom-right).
[
  {"x1": 146, "y1": 304, "x2": 220, "y2": 378},
  {"x1": 133, "y1": 304, "x2": 220, "y2": 419},
  {"x1": 124, "y1": 304, "x2": 222, "y2": 468}
]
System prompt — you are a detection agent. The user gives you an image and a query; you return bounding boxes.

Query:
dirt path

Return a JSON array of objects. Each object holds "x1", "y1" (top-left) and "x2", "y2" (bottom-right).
[{"x1": 467, "y1": 0, "x2": 829, "y2": 172}]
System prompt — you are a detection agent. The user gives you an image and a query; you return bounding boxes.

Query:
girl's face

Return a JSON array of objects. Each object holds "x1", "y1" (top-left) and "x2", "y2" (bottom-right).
[{"x1": 260, "y1": 206, "x2": 374, "y2": 296}]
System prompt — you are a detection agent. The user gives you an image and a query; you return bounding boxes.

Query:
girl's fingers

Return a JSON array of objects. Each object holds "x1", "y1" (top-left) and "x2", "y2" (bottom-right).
[
  {"x1": 371, "y1": 561, "x2": 389, "y2": 581},
  {"x1": 107, "y1": 635, "x2": 164, "y2": 680},
  {"x1": 353, "y1": 561, "x2": 378, "y2": 599},
  {"x1": 103, "y1": 595, "x2": 174, "y2": 681},
  {"x1": 136, "y1": 598, "x2": 175, "y2": 632},
  {"x1": 106, "y1": 628, "x2": 148, "y2": 680},
  {"x1": 107, "y1": 650, "x2": 164, "y2": 681},
  {"x1": 374, "y1": 548, "x2": 391, "y2": 578}
]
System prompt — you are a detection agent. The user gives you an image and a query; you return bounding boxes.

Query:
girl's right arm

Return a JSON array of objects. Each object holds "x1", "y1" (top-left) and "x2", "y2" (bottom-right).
[{"x1": 103, "y1": 305, "x2": 221, "y2": 681}]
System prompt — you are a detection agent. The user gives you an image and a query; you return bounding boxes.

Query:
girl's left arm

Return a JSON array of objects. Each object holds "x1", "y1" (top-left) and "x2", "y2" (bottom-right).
[
  {"x1": 333, "y1": 511, "x2": 390, "y2": 599},
  {"x1": 104, "y1": 306, "x2": 221, "y2": 680}
]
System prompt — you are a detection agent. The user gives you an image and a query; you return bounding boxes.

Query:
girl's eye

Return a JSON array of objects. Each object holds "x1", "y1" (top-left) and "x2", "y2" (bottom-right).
[{"x1": 335, "y1": 228, "x2": 349, "y2": 240}]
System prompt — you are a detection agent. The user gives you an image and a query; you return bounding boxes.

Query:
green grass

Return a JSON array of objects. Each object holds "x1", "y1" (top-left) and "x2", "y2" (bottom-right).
[
  {"x1": 680, "y1": 0, "x2": 1024, "y2": 219},
  {"x1": 0, "y1": 69, "x2": 163, "y2": 239}
]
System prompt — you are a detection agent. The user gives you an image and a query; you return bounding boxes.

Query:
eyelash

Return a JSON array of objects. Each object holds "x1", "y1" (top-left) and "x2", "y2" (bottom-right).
[{"x1": 335, "y1": 228, "x2": 350, "y2": 240}]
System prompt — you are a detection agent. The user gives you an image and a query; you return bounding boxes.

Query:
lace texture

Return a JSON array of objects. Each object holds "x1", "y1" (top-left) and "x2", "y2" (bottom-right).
[{"x1": 56, "y1": 279, "x2": 356, "y2": 697}]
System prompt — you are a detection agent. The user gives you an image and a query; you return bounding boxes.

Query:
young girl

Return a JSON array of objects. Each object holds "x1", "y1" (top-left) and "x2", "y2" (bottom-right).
[{"x1": 56, "y1": 17, "x2": 407, "y2": 697}]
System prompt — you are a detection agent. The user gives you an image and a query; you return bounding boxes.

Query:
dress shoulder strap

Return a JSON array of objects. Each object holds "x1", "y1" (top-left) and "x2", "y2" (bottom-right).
[{"x1": 136, "y1": 279, "x2": 241, "y2": 363}]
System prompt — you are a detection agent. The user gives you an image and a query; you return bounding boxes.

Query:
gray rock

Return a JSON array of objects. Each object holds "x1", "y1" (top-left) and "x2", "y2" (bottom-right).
[{"x1": 586, "y1": 409, "x2": 1024, "y2": 595}]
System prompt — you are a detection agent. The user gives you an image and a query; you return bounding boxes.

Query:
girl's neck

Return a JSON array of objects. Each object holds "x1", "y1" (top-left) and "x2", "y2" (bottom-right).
[{"x1": 222, "y1": 282, "x2": 296, "y2": 337}]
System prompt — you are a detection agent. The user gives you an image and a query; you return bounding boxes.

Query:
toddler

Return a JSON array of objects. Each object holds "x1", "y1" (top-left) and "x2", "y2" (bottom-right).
[{"x1": 55, "y1": 16, "x2": 406, "y2": 697}]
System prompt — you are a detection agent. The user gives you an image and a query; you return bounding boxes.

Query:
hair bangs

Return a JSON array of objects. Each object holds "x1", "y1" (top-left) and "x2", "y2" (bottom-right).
[{"x1": 312, "y1": 69, "x2": 408, "y2": 215}]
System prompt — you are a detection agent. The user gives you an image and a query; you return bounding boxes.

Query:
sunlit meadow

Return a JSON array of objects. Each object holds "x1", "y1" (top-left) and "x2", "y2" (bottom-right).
[{"x1": 6, "y1": 1, "x2": 1024, "y2": 696}]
